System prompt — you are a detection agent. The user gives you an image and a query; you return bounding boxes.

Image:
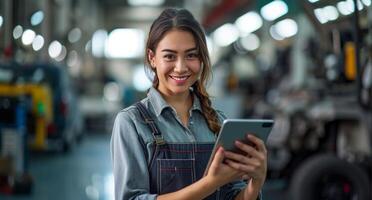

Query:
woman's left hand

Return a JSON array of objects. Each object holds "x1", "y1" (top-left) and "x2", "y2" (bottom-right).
[{"x1": 223, "y1": 134, "x2": 267, "y2": 186}]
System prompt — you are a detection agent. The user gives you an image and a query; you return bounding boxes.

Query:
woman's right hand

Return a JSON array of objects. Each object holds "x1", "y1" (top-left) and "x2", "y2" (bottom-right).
[{"x1": 205, "y1": 147, "x2": 243, "y2": 188}]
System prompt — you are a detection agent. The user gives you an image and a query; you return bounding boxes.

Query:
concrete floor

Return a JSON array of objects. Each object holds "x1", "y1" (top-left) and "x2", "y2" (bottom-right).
[{"x1": 0, "y1": 133, "x2": 286, "y2": 200}]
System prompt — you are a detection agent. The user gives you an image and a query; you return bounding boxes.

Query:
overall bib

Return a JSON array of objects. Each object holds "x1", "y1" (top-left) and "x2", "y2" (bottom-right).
[{"x1": 136, "y1": 102, "x2": 237, "y2": 200}]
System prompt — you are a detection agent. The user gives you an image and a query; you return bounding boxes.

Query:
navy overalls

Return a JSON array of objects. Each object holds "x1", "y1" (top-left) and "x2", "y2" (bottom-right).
[{"x1": 135, "y1": 102, "x2": 240, "y2": 200}]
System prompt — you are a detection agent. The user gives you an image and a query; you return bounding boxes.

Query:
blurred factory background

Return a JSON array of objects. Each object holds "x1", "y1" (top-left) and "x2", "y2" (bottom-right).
[{"x1": 0, "y1": 0, "x2": 372, "y2": 199}]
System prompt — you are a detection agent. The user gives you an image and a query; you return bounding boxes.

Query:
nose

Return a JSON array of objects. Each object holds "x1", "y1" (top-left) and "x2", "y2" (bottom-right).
[{"x1": 174, "y1": 58, "x2": 188, "y2": 73}]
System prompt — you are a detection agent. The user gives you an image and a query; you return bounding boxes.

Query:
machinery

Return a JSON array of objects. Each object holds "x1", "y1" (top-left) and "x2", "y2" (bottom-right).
[{"x1": 256, "y1": 1, "x2": 372, "y2": 199}]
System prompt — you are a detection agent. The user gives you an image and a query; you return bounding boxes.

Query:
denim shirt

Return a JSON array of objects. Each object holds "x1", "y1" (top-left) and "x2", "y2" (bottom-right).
[{"x1": 110, "y1": 87, "x2": 250, "y2": 200}]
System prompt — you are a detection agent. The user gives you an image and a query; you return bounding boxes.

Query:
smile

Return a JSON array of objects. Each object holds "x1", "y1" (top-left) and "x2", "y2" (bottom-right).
[{"x1": 169, "y1": 75, "x2": 190, "y2": 81}]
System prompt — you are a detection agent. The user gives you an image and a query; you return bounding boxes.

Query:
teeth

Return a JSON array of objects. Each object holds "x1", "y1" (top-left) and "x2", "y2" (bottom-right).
[{"x1": 171, "y1": 76, "x2": 188, "y2": 81}]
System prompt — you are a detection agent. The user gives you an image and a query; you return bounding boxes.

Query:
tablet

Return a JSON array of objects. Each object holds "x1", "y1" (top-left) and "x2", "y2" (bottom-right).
[{"x1": 204, "y1": 119, "x2": 274, "y2": 175}]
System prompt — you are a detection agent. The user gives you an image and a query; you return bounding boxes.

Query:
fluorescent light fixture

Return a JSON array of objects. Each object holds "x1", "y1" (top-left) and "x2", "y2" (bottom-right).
[
  {"x1": 239, "y1": 34, "x2": 260, "y2": 51},
  {"x1": 13, "y1": 25, "x2": 23, "y2": 39},
  {"x1": 357, "y1": 0, "x2": 364, "y2": 10},
  {"x1": 0, "y1": 16, "x2": 3, "y2": 28},
  {"x1": 362, "y1": 0, "x2": 371, "y2": 6},
  {"x1": 31, "y1": 10, "x2": 44, "y2": 26},
  {"x1": 32, "y1": 35, "x2": 44, "y2": 51},
  {"x1": 128, "y1": 0, "x2": 164, "y2": 6},
  {"x1": 48, "y1": 40, "x2": 62, "y2": 58},
  {"x1": 323, "y1": 6, "x2": 339, "y2": 21},
  {"x1": 260, "y1": 0, "x2": 288, "y2": 21},
  {"x1": 22, "y1": 29, "x2": 36, "y2": 45},
  {"x1": 212, "y1": 23, "x2": 239, "y2": 47},
  {"x1": 68, "y1": 28, "x2": 82, "y2": 43},
  {"x1": 92, "y1": 29, "x2": 108, "y2": 58},
  {"x1": 314, "y1": 8, "x2": 328, "y2": 24},
  {"x1": 274, "y1": 18, "x2": 298, "y2": 38},
  {"x1": 133, "y1": 66, "x2": 152, "y2": 92},
  {"x1": 235, "y1": 11, "x2": 263, "y2": 36},
  {"x1": 270, "y1": 18, "x2": 298, "y2": 40},
  {"x1": 308, "y1": 0, "x2": 319, "y2": 2},
  {"x1": 337, "y1": 1, "x2": 354, "y2": 15},
  {"x1": 315, "y1": 5, "x2": 339, "y2": 24},
  {"x1": 105, "y1": 28, "x2": 144, "y2": 58},
  {"x1": 269, "y1": 26, "x2": 284, "y2": 40}
]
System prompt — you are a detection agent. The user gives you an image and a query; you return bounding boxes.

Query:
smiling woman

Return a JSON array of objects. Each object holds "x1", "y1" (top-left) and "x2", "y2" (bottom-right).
[
  {"x1": 148, "y1": 29, "x2": 201, "y2": 99},
  {"x1": 111, "y1": 7, "x2": 267, "y2": 200}
]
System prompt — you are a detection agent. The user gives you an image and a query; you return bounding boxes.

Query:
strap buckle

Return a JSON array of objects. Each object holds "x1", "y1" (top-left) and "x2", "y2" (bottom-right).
[{"x1": 154, "y1": 135, "x2": 165, "y2": 145}]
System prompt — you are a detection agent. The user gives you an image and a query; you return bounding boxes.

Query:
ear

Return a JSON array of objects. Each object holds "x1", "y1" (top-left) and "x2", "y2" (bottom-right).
[{"x1": 148, "y1": 49, "x2": 156, "y2": 69}]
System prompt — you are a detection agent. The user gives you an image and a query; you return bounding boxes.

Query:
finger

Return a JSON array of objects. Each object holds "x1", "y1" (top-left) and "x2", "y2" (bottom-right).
[
  {"x1": 224, "y1": 151, "x2": 261, "y2": 168},
  {"x1": 247, "y1": 134, "x2": 267, "y2": 153},
  {"x1": 225, "y1": 159, "x2": 256, "y2": 174},
  {"x1": 210, "y1": 147, "x2": 225, "y2": 170},
  {"x1": 234, "y1": 140, "x2": 262, "y2": 159}
]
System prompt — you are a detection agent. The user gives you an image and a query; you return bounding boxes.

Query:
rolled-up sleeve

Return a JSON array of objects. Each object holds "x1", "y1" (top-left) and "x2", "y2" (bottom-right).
[{"x1": 110, "y1": 111, "x2": 157, "y2": 200}]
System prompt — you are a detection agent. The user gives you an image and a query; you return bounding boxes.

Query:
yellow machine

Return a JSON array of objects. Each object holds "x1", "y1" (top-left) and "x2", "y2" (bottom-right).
[{"x1": 0, "y1": 83, "x2": 53, "y2": 150}]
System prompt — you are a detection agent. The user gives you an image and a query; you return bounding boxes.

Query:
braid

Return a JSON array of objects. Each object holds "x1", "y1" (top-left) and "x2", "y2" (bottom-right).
[{"x1": 193, "y1": 82, "x2": 221, "y2": 134}]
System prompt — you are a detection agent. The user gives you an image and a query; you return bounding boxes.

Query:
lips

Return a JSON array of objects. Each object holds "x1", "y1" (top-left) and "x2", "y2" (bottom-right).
[
  {"x1": 169, "y1": 75, "x2": 190, "y2": 81},
  {"x1": 169, "y1": 75, "x2": 191, "y2": 84}
]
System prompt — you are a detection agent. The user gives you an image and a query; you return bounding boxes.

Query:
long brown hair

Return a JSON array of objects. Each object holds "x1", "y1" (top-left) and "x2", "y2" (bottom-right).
[{"x1": 145, "y1": 8, "x2": 221, "y2": 134}]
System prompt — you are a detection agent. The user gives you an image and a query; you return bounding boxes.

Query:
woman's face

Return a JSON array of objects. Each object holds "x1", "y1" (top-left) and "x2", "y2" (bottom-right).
[{"x1": 149, "y1": 29, "x2": 202, "y2": 97}]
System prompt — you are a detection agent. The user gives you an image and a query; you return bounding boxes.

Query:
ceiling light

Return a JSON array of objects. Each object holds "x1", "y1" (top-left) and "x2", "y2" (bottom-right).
[
  {"x1": 314, "y1": 8, "x2": 328, "y2": 24},
  {"x1": 0, "y1": 16, "x2": 3, "y2": 28},
  {"x1": 212, "y1": 23, "x2": 239, "y2": 47},
  {"x1": 323, "y1": 6, "x2": 339, "y2": 21},
  {"x1": 48, "y1": 40, "x2": 62, "y2": 58},
  {"x1": 13, "y1": 25, "x2": 23, "y2": 39},
  {"x1": 68, "y1": 28, "x2": 82, "y2": 43},
  {"x1": 260, "y1": 0, "x2": 288, "y2": 21},
  {"x1": 31, "y1": 10, "x2": 44, "y2": 26},
  {"x1": 273, "y1": 18, "x2": 298, "y2": 38},
  {"x1": 105, "y1": 28, "x2": 144, "y2": 58},
  {"x1": 235, "y1": 11, "x2": 263, "y2": 36},
  {"x1": 32, "y1": 35, "x2": 44, "y2": 51},
  {"x1": 239, "y1": 34, "x2": 260, "y2": 51},
  {"x1": 337, "y1": 1, "x2": 354, "y2": 15},
  {"x1": 362, "y1": 0, "x2": 371, "y2": 6},
  {"x1": 128, "y1": 0, "x2": 164, "y2": 6},
  {"x1": 22, "y1": 29, "x2": 36, "y2": 45},
  {"x1": 92, "y1": 29, "x2": 108, "y2": 58}
]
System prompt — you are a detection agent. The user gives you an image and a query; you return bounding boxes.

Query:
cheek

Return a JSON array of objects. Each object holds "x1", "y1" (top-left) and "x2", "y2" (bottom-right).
[
  {"x1": 188, "y1": 60, "x2": 202, "y2": 73},
  {"x1": 155, "y1": 61, "x2": 173, "y2": 75}
]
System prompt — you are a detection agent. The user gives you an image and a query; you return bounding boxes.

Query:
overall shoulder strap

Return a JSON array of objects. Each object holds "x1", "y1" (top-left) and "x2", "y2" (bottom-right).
[{"x1": 135, "y1": 102, "x2": 165, "y2": 145}]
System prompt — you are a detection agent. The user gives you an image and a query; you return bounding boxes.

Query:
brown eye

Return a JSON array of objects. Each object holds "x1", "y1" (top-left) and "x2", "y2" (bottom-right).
[
  {"x1": 164, "y1": 54, "x2": 175, "y2": 60},
  {"x1": 186, "y1": 53, "x2": 198, "y2": 59}
]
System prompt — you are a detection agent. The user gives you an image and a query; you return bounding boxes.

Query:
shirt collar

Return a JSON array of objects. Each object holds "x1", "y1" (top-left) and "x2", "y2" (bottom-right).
[{"x1": 148, "y1": 87, "x2": 203, "y2": 117}]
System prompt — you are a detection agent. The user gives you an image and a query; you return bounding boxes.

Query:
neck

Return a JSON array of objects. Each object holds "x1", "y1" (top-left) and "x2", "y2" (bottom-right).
[
  {"x1": 161, "y1": 90, "x2": 192, "y2": 109},
  {"x1": 157, "y1": 88, "x2": 193, "y2": 126}
]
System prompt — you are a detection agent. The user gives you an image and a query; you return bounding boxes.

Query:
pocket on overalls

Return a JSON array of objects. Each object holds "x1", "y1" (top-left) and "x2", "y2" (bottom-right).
[{"x1": 157, "y1": 159, "x2": 195, "y2": 194}]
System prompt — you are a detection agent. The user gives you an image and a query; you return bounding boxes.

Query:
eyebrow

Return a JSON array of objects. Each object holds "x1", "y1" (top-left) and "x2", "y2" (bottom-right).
[{"x1": 161, "y1": 47, "x2": 198, "y2": 53}]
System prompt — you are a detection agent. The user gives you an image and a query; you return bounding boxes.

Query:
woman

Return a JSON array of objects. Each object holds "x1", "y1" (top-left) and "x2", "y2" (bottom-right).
[{"x1": 111, "y1": 8, "x2": 267, "y2": 200}]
